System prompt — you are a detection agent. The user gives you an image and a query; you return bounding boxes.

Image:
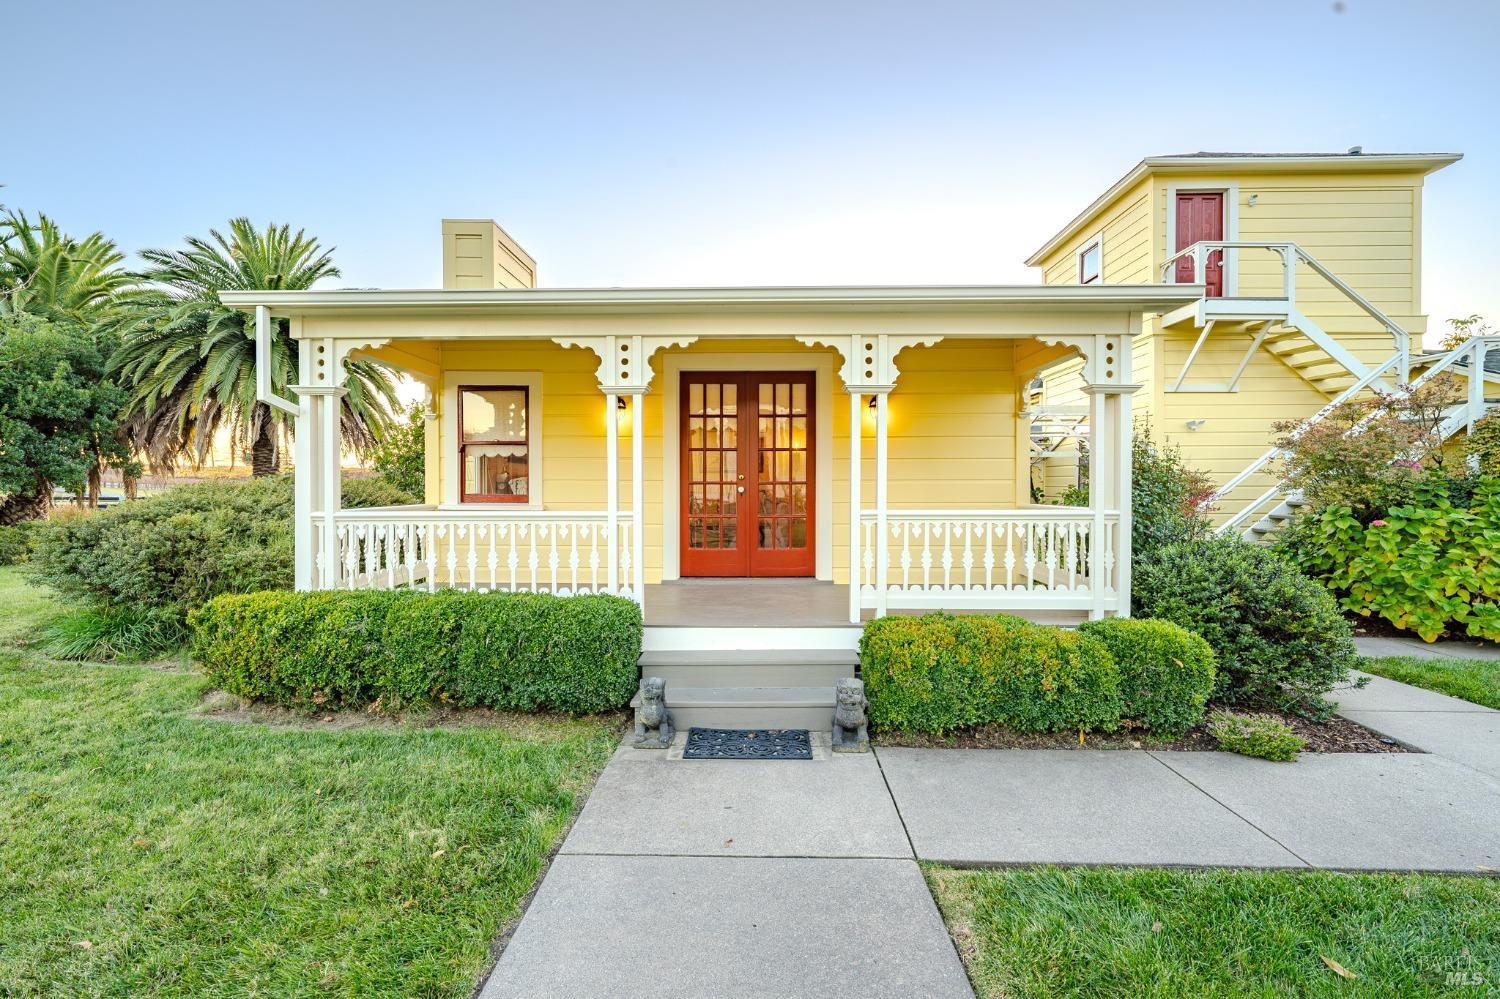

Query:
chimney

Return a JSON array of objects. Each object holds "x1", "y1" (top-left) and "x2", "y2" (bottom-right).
[{"x1": 441, "y1": 219, "x2": 537, "y2": 289}]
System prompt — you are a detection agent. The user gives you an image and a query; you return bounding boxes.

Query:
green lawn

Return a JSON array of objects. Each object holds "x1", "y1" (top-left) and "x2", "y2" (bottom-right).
[
  {"x1": 0, "y1": 567, "x2": 620, "y2": 998},
  {"x1": 1359, "y1": 655, "x2": 1500, "y2": 710},
  {"x1": 928, "y1": 866, "x2": 1500, "y2": 998}
]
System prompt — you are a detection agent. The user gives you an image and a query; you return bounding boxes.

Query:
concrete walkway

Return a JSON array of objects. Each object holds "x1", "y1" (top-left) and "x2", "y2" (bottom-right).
[
  {"x1": 1333, "y1": 670, "x2": 1500, "y2": 779},
  {"x1": 480, "y1": 672, "x2": 1500, "y2": 997},
  {"x1": 1355, "y1": 634, "x2": 1500, "y2": 661}
]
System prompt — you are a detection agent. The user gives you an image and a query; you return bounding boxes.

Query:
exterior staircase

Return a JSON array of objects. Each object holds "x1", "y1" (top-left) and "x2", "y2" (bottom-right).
[{"x1": 1152, "y1": 240, "x2": 1497, "y2": 541}]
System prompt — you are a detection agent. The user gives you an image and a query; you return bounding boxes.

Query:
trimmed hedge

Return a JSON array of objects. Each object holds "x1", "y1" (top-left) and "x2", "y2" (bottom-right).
[
  {"x1": 190, "y1": 588, "x2": 642, "y2": 714},
  {"x1": 859, "y1": 613, "x2": 1123, "y2": 734},
  {"x1": 1078, "y1": 618, "x2": 1217, "y2": 736}
]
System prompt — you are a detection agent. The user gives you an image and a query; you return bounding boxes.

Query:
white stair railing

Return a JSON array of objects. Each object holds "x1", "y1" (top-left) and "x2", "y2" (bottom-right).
[{"x1": 1216, "y1": 336, "x2": 1497, "y2": 537}]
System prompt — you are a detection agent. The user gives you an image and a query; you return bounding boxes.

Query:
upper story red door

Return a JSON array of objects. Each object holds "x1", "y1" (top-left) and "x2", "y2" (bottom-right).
[
  {"x1": 1174, "y1": 191, "x2": 1225, "y2": 297},
  {"x1": 680, "y1": 372, "x2": 815, "y2": 577}
]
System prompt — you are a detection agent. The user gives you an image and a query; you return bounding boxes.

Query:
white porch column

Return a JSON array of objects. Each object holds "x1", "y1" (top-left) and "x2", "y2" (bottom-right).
[
  {"x1": 1112, "y1": 385, "x2": 1134, "y2": 618},
  {"x1": 874, "y1": 390, "x2": 890, "y2": 619},
  {"x1": 1086, "y1": 385, "x2": 1107, "y2": 620},
  {"x1": 629, "y1": 392, "x2": 645, "y2": 607},
  {"x1": 289, "y1": 383, "x2": 348, "y2": 590},
  {"x1": 605, "y1": 391, "x2": 620, "y2": 596},
  {"x1": 848, "y1": 389, "x2": 863, "y2": 623}
]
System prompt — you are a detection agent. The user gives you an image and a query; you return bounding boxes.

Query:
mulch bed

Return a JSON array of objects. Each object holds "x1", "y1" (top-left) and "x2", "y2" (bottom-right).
[{"x1": 874, "y1": 702, "x2": 1411, "y2": 754}]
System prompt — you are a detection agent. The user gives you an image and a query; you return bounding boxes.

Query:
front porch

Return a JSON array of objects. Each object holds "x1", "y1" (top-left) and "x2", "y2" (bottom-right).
[{"x1": 227, "y1": 284, "x2": 1197, "y2": 628}]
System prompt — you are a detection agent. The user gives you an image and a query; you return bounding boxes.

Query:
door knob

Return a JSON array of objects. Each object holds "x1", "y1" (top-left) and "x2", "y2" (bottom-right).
[{"x1": 737, "y1": 486, "x2": 745, "y2": 494}]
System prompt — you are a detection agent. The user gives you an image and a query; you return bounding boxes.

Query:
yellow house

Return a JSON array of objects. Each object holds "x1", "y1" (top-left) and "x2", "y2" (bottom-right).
[
  {"x1": 1026, "y1": 151, "x2": 1495, "y2": 535},
  {"x1": 222, "y1": 152, "x2": 1496, "y2": 726}
]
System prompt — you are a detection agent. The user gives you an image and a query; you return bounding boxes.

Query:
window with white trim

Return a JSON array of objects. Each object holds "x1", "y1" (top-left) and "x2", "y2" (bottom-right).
[
  {"x1": 1078, "y1": 240, "x2": 1102, "y2": 285},
  {"x1": 459, "y1": 385, "x2": 530, "y2": 502}
]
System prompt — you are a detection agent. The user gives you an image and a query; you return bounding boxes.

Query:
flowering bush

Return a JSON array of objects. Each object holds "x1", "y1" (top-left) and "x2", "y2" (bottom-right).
[{"x1": 1281, "y1": 476, "x2": 1500, "y2": 642}]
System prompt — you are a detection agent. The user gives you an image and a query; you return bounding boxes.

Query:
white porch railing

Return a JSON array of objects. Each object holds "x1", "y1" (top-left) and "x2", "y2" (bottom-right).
[
  {"x1": 857, "y1": 509, "x2": 1120, "y2": 611},
  {"x1": 313, "y1": 507, "x2": 638, "y2": 598}
]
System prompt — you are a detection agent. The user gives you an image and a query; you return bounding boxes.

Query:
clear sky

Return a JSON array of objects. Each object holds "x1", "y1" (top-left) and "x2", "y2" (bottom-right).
[{"x1": 6, "y1": 0, "x2": 1497, "y2": 344}]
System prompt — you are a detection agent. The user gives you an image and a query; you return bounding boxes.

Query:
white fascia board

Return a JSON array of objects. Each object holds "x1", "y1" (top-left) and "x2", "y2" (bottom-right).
[{"x1": 219, "y1": 283, "x2": 1204, "y2": 318}]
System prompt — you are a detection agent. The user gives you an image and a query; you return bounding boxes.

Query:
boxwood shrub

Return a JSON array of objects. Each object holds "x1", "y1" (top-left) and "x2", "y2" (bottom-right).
[
  {"x1": 190, "y1": 588, "x2": 642, "y2": 714},
  {"x1": 1133, "y1": 533, "x2": 1356, "y2": 717},
  {"x1": 859, "y1": 613, "x2": 1123, "y2": 734},
  {"x1": 1078, "y1": 617, "x2": 1216, "y2": 736}
]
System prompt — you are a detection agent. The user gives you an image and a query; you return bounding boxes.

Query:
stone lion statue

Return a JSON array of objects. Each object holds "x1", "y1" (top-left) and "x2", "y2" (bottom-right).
[
  {"x1": 831, "y1": 677, "x2": 869, "y2": 753},
  {"x1": 632, "y1": 676, "x2": 673, "y2": 749}
]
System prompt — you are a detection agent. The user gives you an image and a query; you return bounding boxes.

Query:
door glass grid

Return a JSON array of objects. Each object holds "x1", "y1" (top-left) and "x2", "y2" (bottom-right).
[
  {"x1": 686, "y1": 380, "x2": 738, "y2": 550},
  {"x1": 757, "y1": 380, "x2": 809, "y2": 549}
]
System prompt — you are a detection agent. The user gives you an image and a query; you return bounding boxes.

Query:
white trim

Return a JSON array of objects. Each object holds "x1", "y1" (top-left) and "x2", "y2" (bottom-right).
[
  {"x1": 441, "y1": 370, "x2": 543, "y2": 510},
  {"x1": 1077, "y1": 230, "x2": 1104, "y2": 285},
  {"x1": 660, "y1": 351, "x2": 836, "y2": 582},
  {"x1": 1165, "y1": 182, "x2": 1240, "y2": 296},
  {"x1": 220, "y1": 284, "x2": 1201, "y2": 316}
]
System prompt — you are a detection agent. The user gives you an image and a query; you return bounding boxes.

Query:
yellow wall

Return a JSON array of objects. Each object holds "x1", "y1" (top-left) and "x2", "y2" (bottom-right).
[
  {"x1": 410, "y1": 338, "x2": 1024, "y2": 584},
  {"x1": 1031, "y1": 165, "x2": 1437, "y2": 517}
]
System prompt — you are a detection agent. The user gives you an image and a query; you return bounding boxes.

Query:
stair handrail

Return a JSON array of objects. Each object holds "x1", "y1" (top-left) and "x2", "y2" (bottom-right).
[
  {"x1": 1208, "y1": 352, "x2": 1403, "y2": 511},
  {"x1": 1291, "y1": 247, "x2": 1410, "y2": 382},
  {"x1": 1216, "y1": 336, "x2": 1497, "y2": 535}
]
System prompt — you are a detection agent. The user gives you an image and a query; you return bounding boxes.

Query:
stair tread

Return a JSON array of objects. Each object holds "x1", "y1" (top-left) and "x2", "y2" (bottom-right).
[
  {"x1": 640, "y1": 649, "x2": 859, "y2": 667},
  {"x1": 632, "y1": 685, "x2": 836, "y2": 708}
]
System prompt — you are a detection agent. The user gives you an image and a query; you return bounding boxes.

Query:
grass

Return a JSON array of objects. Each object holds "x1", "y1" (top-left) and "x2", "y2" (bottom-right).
[
  {"x1": 1359, "y1": 655, "x2": 1500, "y2": 710},
  {"x1": 928, "y1": 865, "x2": 1500, "y2": 998},
  {"x1": 0, "y1": 567, "x2": 620, "y2": 998}
]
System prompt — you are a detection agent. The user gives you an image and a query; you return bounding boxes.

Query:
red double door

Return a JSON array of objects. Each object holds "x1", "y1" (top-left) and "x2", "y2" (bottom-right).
[
  {"x1": 680, "y1": 372, "x2": 815, "y2": 577},
  {"x1": 1174, "y1": 191, "x2": 1225, "y2": 297}
]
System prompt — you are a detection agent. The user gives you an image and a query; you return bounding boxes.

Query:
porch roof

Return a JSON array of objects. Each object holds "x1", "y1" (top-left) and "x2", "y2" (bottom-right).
[{"x1": 220, "y1": 283, "x2": 1201, "y2": 322}]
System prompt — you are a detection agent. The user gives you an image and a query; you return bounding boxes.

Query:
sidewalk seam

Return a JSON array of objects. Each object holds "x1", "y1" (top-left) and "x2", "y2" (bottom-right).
[
  {"x1": 871, "y1": 745, "x2": 920, "y2": 861},
  {"x1": 1146, "y1": 751, "x2": 1314, "y2": 868}
]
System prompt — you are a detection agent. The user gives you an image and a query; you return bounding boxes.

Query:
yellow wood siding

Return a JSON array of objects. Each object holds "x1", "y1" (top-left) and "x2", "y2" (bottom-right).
[
  {"x1": 1039, "y1": 178, "x2": 1153, "y2": 287},
  {"x1": 414, "y1": 338, "x2": 1022, "y2": 584}
]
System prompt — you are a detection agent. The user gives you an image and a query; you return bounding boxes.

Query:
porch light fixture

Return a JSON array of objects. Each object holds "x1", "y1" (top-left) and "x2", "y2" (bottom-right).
[{"x1": 1186, "y1": 419, "x2": 1207, "y2": 431}]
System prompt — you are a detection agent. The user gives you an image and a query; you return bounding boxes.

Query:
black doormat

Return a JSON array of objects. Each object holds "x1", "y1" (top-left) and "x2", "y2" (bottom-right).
[{"x1": 683, "y1": 727, "x2": 813, "y2": 760}]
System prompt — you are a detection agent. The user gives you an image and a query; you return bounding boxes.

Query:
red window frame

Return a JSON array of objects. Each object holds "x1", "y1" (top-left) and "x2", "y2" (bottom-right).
[{"x1": 458, "y1": 384, "x2": 530, "y2": 503}]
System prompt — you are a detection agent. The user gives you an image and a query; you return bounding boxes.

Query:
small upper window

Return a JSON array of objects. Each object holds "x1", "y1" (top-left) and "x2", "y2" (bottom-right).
[
  {"x1": 460, "y1": 385, "x2": 530, "y2": 502},
  {"x1": 1078, "y1": 241, "x2": 1102, "y2": 285}
]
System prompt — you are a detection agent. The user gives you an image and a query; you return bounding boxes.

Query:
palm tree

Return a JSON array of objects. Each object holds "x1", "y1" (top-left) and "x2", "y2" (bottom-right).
[
  {"x1": 110, "y1": 218, "x2": 399, "y2": 475},
  {"x1": 0, "y1": 209, "x2": 145, "y2": 322}
]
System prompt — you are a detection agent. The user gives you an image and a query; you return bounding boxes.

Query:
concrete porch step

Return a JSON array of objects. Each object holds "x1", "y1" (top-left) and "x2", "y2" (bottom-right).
[
  {"x1": 633, "y1": 685, "x2": 838, "y2": 731},
  {"x1": 639, "y1": 649, "x2": 858, "y2": 687}
]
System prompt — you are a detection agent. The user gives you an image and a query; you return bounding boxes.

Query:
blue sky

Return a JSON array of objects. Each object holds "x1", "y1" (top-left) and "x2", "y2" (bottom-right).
[{"x1": 6, "y1": 0, "x2": 1496, "y2": 342}]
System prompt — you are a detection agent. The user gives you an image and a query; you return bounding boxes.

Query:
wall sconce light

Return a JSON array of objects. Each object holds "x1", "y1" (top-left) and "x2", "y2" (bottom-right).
[
  {"x1": 616, "y1": 396, "x2": 628, "y2": 412},
  {"x1": 1246, "y1": 194, "x2": 1259, "y2": 207},
  {"x1": 868, "y1": 396, "x2": 879, "y2": 410},
  {"x1": 1186, "y1": 419, "x2": 1207, "y2": 431}
]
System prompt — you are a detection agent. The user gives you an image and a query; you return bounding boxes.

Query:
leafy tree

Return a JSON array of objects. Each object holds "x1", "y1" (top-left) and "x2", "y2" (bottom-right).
[
  {"x1": 109, "y1": 219, "x2": 399, "y2": 475},
  {"x1": 370, "y1": 404, "x2": 427, "y2": 499},
  {"x1": 0, "y1": 313, "x2": 132, "y2": 525}
]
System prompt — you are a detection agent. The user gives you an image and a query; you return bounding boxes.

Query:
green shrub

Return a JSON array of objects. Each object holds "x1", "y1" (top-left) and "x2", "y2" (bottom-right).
[
  {"x1": 190, "y1": 588, "x2": 642, "y2": 714},
  {"x1": 860, "y1": 613, "x2": 1123, "y2": 734},
  {"x1": 1078, "y1": 618, "x2": 1216, "y2": 736},
  {"x1": 1207, "y1": 710, "x2": 1304, "y2": 761},
  {"x1": 0, "y1": 522, "x2": 36, "y2": 566},
  {"x1": 1279, "y1": 476, "x2": 1500, "y2": 643},
  {"x1": 27, "y1": 474, "x2": 421, "y2": 632},
  {"x1": 1133, "y1": 534, "x2": 1355, "y2": 717}
]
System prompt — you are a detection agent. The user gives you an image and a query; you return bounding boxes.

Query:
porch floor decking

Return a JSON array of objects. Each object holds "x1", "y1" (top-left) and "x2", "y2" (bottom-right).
[{"x1": 642, "y1": 580, "x2": 1089, "y2": 628}]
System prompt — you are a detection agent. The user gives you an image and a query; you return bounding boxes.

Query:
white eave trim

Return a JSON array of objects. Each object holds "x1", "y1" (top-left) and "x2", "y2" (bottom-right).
[
  {"x1": 220, "y1": 283, "x2": 1204, "y2": 317},
  {"x1": 1024, "y1": 152, "x2": 1463, "y2": 268}
]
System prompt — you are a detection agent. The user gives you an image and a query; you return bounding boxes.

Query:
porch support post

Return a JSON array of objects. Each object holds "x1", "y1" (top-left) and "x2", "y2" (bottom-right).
[
  {"x1": 874, "y1": 389, "x2": 890, "y2": 619},
  {"x1": 629, "y1": 392, "x2": 645, "y2": 607},
  {"x1": 290, "y1": 381, "x2": 348, "y2": 591},
  {"x1": 605, "y1": 390, "x2": 620, "y2": 596},
  {"x1": 1086, "y1": 385, "x2": 1106, "y2": 620},
  {"x1": 848, "y1": 389, "x2": 863, "y2": 623}
]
